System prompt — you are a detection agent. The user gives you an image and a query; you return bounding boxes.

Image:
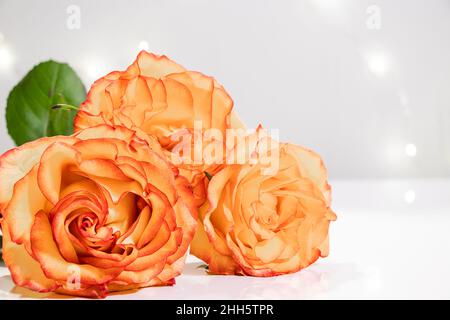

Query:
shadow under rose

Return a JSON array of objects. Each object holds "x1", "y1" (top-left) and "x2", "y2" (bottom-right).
[
  {"x1": 0, "y1": 261, "x2": 362, "y2": 299},
  {"x1": 0, "y1": 274, "x2": 68, "y2": 299},
  {"x1": 180, "y1": 261, "x2": 209, "y2": 276},
  {"x1": 0, "y1": 274, "x2": 139, "y2": 299},
  {"x1": 171, "y1": 261, "x2": 364, "y2": 300}
]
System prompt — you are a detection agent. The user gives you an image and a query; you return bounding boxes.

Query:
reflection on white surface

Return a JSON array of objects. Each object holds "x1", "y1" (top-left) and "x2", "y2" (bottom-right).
[
  {"x1": 364, "y1": 266, "x2": 382, "y2": 294},
  {"x1": 0, "y1": 260, "x2": 360, "y2": 300},
  {"x1": 0, "y1": 179, "x2": 449, "y2": 300}
]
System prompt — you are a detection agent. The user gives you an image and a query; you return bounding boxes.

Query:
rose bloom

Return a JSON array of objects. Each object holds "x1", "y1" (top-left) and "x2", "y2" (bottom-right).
[
  {"x1": 74, "y1": 51, "x2": 245, "y2": 207},
  {"x1": 191, "y1": 132, "x2": 337, "y2": 276},
  {"x1": 0, "y1": 125, "x2": 197, "y2": 298}
]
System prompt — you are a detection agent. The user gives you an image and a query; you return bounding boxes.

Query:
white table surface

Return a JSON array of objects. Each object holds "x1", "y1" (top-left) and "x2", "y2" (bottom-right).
[{"x1": 1, "y1": 179, "x2": 449, "y2": 300}]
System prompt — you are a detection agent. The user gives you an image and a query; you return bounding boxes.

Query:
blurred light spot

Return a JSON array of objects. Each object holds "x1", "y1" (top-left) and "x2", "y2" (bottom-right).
[
  {"x1": 0, "y1": 32, "x2": 4, "y2": 43},
  {"x1": 366, "y1": 53, "x2": 390, "y2": 77},
  {"x1": 404, "y1": 143, "x2": 417, "y2": 157},
  {"x1": 0, "y1": 45, "x2": 14, "y2": 71},
  {"x1": 138, "y1": 40, "x2": 149, "y2": 51},
  {"x1": 86, "y1": 65, "x2": 101, "y2": 79},
  {"x1": 404, "y1": 190, "x2": 416, "y2": 204},
  {"x1": 83, "y1": 59, "x2": 109, "y2": 82}
]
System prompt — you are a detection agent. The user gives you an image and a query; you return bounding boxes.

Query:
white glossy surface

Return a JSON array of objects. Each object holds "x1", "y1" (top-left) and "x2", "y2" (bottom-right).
[{"x1": 1, "y1": 179, "x2": 449, "y2": 300}]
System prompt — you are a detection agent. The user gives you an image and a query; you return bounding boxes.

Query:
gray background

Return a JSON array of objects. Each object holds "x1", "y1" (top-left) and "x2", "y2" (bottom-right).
[{"x1": 0, "y1": 0, "x2": 449, "y2": 179}]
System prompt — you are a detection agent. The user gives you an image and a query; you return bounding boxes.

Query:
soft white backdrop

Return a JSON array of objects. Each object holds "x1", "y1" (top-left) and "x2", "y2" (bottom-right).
[
  {"x1": 1, "y1": 0, "x2": 449, "y2": 179},
  {"x1": 1, "y1": 0, "x2": 450, "y2": 300}
]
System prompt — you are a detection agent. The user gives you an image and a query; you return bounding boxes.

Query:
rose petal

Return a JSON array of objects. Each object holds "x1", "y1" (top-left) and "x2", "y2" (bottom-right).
[
  {"x1": 285, "y1": 144, "x2": 332, "y2": 206},
  {"x1": 117, "y1": 206, "x2": 151, "y2": 246},
  {"x1": 31, "y1": 211, "x2": 123, "y2": 285},
  {"x1": 0, "y1": 136, "x2": 77, "y2": 209},
  {"x1": 254, "y1": 235, "x2": 285, "y2": 263},
  {"x1": 191, "y1": 220, "x2": 237, "y2": 275},
  {"x1": 37, "y1": 142, "x2": 81, "y2": 205},
  {"x1": 2, "y1": 226, "x2": 58, "y2": 293},
  {"x1": 4, "y1": 166, "x2": 47, "y2": 253},
  {"x1": 135, "y1": 194, "x2": 167, "y2": 249},
  {"x1": 131, "y1": 51, "x2": 185, "y2": 78},
  {"x1": 78, "y1": 158, "x2": 132, "y2": 181},
  {"x1": 123, "y1": 228, "x2": 181, "y2": 272}
]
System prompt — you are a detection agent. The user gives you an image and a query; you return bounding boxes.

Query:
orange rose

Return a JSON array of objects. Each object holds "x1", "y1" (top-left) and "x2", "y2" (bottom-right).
[
  {"x1": 0, "y1": 124, "x2": 197, "y2": 298},
  {"x1": 74, "y1": 51, "x2": 245, "y2": 207},
  {"x1": 191, "y1": 131, "x2": 336, "y2": 276}
]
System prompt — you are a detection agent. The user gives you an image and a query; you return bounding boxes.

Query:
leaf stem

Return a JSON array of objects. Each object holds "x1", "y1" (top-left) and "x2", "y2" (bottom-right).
[{"x1": 51, "y1": 103, "x2": 79, "y2": 111}]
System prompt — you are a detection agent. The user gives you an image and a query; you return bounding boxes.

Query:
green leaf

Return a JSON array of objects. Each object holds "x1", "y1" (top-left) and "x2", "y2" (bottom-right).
[
  {"x1": 6, "y1": 60, "x2": 86, "y2": 146},
  {"x1": 47, "y1": 104, "x2": 79, "y2": 137}
]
